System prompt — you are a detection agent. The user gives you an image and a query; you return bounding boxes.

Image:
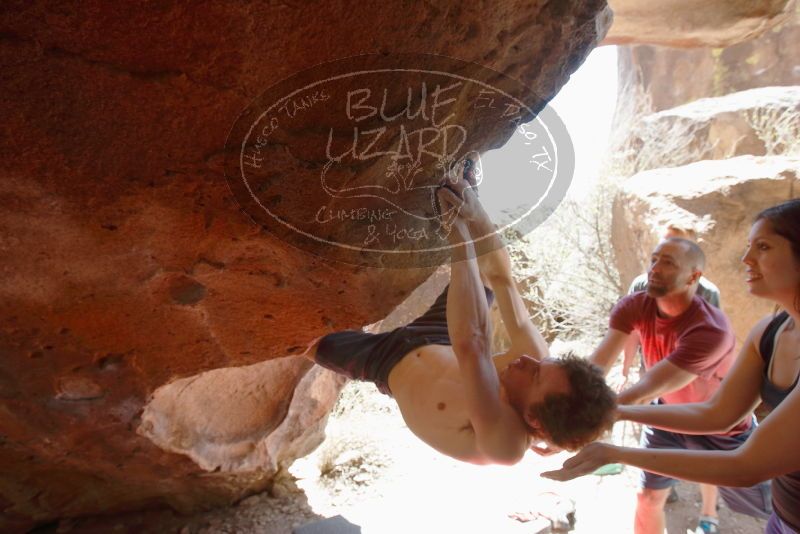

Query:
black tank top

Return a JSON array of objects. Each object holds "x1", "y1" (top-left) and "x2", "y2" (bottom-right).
[
  {"x1": 759, "y1": 311, "x2": 800, "y2": 407},
  {"x1": 758, "y1": 311, "x2": 800, "y2": 530}
]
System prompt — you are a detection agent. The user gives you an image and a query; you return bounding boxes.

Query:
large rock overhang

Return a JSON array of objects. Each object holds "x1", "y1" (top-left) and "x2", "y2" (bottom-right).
[{"x1": 0, "y1": 1, "x2": 611, "y2": 529}]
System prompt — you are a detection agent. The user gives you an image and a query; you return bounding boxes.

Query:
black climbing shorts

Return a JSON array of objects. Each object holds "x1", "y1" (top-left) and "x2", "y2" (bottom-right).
[{"x1": 315, "y1": 284, "x2": 494, "y2": 396}]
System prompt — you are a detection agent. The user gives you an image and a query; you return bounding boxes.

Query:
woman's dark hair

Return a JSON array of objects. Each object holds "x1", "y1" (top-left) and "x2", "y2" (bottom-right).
[
  {"x1": 756, "y1": 199, "x2": 800, "y2": 260},
  {"x1": 755, "y1": 199, "x2": 800, "y2": 312}
]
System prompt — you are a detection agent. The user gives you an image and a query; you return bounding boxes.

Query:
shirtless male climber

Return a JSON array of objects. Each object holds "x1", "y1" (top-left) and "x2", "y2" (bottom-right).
[{"x1": 303, "y1": 164, "x2": 616, "y2": 465}]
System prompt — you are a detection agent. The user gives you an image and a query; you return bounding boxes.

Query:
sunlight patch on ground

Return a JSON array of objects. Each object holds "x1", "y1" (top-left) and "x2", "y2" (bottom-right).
[{"x1": 290, "y1": 381, "x2": 642, "y2": 534}]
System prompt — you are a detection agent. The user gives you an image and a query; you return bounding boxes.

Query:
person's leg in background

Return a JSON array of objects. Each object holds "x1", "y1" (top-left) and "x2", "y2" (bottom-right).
[
  {"x1": 635, "y1": 487, "x2": 671, "y2": 534},
  {"x1": 696, "y1": 484, "x2": 720, "y2": 533},
  {"x1": 636, "y1": 425, "x2": 691, "y2": 534}
]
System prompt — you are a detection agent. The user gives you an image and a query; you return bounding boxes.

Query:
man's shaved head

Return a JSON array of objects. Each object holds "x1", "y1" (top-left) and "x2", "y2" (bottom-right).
[{"x1": 663, "y1": 237, "x2": 706, "y2": 272}]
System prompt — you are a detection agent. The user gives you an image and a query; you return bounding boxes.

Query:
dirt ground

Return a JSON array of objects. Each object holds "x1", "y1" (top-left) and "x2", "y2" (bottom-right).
[{"x1": 65, "y1": 377, "x2": 767, "y2": 534}]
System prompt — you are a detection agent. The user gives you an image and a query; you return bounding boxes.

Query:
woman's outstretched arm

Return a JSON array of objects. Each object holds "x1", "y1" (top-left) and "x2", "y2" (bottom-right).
[
  {"x1": 615, "y1": 316, "x2": 772, "y2": 434},
  {"x1": 542, "y1": 376, "x2": 800, "y2": 486}
]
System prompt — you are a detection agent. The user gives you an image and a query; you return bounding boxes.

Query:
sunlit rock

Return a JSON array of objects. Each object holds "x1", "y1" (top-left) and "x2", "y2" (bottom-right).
[{"x1": 612, "y1": 156, "x2": 800, "y2": 343}]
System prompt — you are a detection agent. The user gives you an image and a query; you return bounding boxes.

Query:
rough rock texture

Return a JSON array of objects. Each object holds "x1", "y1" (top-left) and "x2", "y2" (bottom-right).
[
  {"x1": 612, "y1": 156, "x2": 800, "y2": 344},
  {"x1": 139, "y1": 358, "x2": 347, "y2": 474},
  {"x1": 615, "y1": 3, "x2": 800, "y2": 114},
  {"x1": 604, "y1": 0, "x2": 796, "y2": 47},
  {"x1": 623, "y1": 86, "x2": 800, "y2": 174},
  {"x1": 607, "y1": 5, "x2": 800, "y2": 347},
  {"x1": 366, "y1": 266, "x2": 451, "y2": 332},
  {"x1": 0, "y1": 1, "x2": 611, "y2": 530}
]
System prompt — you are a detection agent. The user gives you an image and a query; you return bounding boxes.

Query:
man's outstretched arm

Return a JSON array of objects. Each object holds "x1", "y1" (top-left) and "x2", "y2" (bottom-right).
[
  {"x1": 617, "y1": 359, "x2": 697, "y2": 405},
  {"x1": 462, "y1": 194, "x2": 549, "y2": 360},
  {"x1": 446, "y1": 219, "x2": 492, "y2": 364},
  {"x1": 589, "y1": 328, "x2": 629, "y2": 376},
  {"x1": 445, "y1": 163, "x2": 513, "y2": 285},
  {"x1": 439, "y1": 190, "x2": 528, "y2": 465}
]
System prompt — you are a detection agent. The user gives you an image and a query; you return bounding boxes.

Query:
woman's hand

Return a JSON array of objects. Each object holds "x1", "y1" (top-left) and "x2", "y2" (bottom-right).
[{"x1": 540, "y1": 442, "x2": 619, "y2": 482}]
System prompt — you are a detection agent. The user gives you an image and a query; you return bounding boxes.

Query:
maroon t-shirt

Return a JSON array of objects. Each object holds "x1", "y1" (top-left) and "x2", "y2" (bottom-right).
[{"x1": 610, "y1": 292, "x2": 750, "y2": 434}]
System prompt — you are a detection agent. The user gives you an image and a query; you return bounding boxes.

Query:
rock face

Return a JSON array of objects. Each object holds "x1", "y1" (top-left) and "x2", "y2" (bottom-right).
[
  {"x1": 615, "y1": 4, "x2": 800, "y2": 113},
  {"x1": 604, "y1": 0, "x2": 796, "y2": 47},
  {"x1": 612, "y1": 156, "x2": 800, "y2": 344},
  {"x1": 607, "y1": 4, "x2": 800, "y2": 348},
  {"x1": 603, "y1": 0, "x2": 794, "y2": 47},
  {"x1": 0, "y1": 1, "x2": 611, "y2": 530},
  {"x1": 139, "y1": 358, "x2": 347, "y2": 473},
  {"x1": 622, "y1": 86, "x2": 800, "y2": 175}
]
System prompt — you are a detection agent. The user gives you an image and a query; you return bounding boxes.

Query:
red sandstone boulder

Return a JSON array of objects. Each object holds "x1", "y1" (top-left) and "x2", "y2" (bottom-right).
[
  {"x1": 605, "y1": 0, "x2": 795, "y2": 47},
  {"x1": 619, "y1": 86, "x2": 800, "y2": 175},
  {"x1": 612, "y1": 156, "x2": 800, "y2": 344},
  {"x1": 614, "y1": 6, "x2": 800, "y2": 114},
  {"x1": 606, "y1": 4, "x2": 800, "y2": 371},
  {"x1": 0, "y1": 1, "x2": 611, "y2": 529}
]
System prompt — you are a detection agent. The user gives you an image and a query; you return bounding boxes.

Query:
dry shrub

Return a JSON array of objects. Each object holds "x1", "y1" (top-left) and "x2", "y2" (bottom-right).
[
  {"x1": 315, "y1": 382, "x2": 395, "y2": 491},
  {"x1": 492, "y1": 179, "x2": 623, "y2": 352},
  {"x1": 746, "y1": 105, "x2": 800, "y2": 157},
  {"x1": 603, "y1": 75, "x2": 716, "y2": 178},
  {"x1": 316, "y1": 434, "x2": 390, "y2": 487}
]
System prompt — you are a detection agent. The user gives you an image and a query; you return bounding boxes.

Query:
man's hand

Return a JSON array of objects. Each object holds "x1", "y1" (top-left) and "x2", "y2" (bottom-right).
[
  {"x1": 540, "y1": 442, "x2": 618, "y2": 482},
  {"x1": 436, "y1": 185, "x2": 477, "y2": 243},
  {"x1": 436, "y1": 185, "x2": 469, "y2": 244},
  {"x1": 445, "y1": 158, "x2": 480, "y2": 195},
  {"x1": 437, "y1": 165, "x2": 483, "y2": 224}
]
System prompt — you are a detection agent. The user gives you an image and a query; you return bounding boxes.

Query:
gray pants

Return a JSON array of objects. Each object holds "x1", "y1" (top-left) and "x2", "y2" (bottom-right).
[{"x1": 640, "y1": 421, "x2": 772, "y2": 520}]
